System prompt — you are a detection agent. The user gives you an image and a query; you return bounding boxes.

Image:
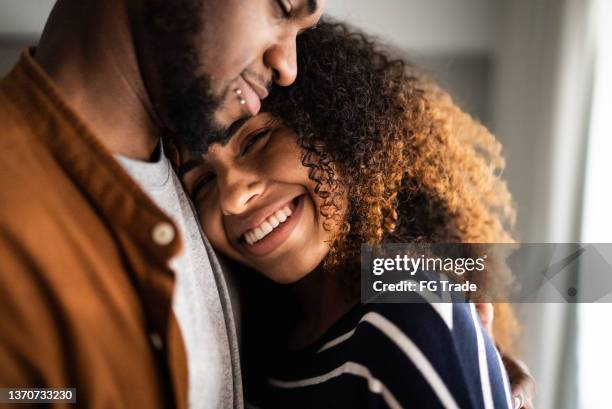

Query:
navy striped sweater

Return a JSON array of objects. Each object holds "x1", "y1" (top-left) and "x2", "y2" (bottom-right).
[{"x1": 244, "y1": 302, "x2": 512, "y2": 409}]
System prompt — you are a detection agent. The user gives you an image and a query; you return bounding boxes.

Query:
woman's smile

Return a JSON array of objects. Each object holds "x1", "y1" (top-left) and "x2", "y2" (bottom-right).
[
  {"x1": 180, "y1": 113, "x2": 337, "y2": 283},
  {"x1": 239, "y1": 194, "x2": 305, "y2": 256}
]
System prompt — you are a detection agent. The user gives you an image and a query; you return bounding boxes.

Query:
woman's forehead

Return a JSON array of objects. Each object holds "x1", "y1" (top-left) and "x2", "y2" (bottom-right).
[{"x1": 203, "y1": 113, "x2": 283, "y2": 158}]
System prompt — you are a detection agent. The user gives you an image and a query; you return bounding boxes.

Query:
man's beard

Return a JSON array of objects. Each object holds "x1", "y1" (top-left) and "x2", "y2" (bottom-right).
[
  {"x1": 163, "y1": 71, "x2": 226, "y2": 154},
  {"x1": 144, "y1": 0, "x2": 244, "y2": 154}
]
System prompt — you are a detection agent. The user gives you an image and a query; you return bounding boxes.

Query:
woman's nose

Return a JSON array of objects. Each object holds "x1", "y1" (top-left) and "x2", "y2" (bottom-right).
[{"x1": 218, "y1": 171, "x2": 265, "y2": 216}]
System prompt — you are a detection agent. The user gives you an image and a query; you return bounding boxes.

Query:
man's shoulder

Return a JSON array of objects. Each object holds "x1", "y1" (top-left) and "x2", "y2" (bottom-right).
[
  {"x1": 0, "y1": 120, "x2": 95, "y2": 262},
  {"x1": 0, "y1": 97, "x2": 63, "y2": 209},
  {"x1": 0, "y1": 138, "x2": 61, "y2": 223},
  {"x1": 0, "y1": 73, "x2": 34, "y2": 137}
]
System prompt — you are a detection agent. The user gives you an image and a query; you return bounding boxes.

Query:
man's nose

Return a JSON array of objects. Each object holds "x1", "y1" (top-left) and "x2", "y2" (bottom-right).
[
  {"x1": 264, "y1": 34, "x2": 298, "y2": 87},
  {"x1": 218, "y1": 171, "x2": 265, "y2": 216}
]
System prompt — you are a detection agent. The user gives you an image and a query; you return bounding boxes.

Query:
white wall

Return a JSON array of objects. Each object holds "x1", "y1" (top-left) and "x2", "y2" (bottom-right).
[
  {"x1": 327, "y1": 0, "x2": 497, "y2": 125},
  {"x1": 0, "y1": 0, "x2": 55, "y2": 35},
  {"x1": 326, "y1": 0, "x2": 497, "y2": 54},
  {"x1": 0, "y1": 0, "x2": 53, "y2": 74}
]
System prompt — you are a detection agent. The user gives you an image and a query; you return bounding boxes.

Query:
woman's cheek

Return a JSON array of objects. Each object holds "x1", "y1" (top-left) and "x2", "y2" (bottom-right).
[
  {"x1": 198, "y1": 197, "x2": 247, "y2": 265},
  {"x1": 197, "y1": 198, "x2": 223, "y2": 249}
]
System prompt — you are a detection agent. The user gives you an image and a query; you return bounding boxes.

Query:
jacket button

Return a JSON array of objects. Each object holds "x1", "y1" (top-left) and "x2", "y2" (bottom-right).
[
  {"x1": 149, "y1": 331, "x2": 163, "y2": 350},
  {"x1": 152, "y1": 222, "x2": 175, "y2": 245}
]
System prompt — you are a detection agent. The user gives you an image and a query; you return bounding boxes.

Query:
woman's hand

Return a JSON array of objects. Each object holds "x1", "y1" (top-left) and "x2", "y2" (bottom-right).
[
  {"x1": 475, "y1": 303, "x2": 535, "y2": 409},
  {"x1": 502, "y1": 352, "x2": 536, "y2": 409}
]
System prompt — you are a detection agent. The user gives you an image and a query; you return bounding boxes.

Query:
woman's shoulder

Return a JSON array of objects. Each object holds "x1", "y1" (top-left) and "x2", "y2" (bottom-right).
[
  {"x1": 259, "y1": 302, "x2": 511, "y2": 409},
  {"x1": 346, "y1": 302, "x2": 501, "y2": 375},
  {"x1": 316, "y1": 301, "x2": 484, "y2": 380},
  {"x1": 318, "y1": 302, "x2": 513, "y2": 409},
  {"x1": 350, "y1": 302, "x2": 472, "y2": 345}
]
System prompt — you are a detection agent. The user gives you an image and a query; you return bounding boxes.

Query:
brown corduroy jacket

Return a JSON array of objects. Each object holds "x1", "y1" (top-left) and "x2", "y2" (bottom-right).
[{"x1": 0, "y1": 49, "x2": 189, "y2": 408}]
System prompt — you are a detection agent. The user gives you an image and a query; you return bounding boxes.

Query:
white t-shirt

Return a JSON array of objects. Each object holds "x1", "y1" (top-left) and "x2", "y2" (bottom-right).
[{"x1": 117, "y1": 146, "x2": 234, "y2": 408}]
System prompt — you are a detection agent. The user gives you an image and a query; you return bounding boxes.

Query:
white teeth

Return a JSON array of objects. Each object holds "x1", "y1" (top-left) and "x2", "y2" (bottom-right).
[
  {"x1": 260, "y1": 221, "x2": 273, "y2": 235},
  {"x1": 243, "y1": 203, "x2": 296, "y2": 245},
  {"x1": 246, "y1": 231, "x2": 256, "y2": 245},
  {"x1": 276, "y1": 210, "x2": 288, "y2": 223},
  {"x1": 253, "y1": 227, "x2": 265, "y2": 240},
  {"x1": 268, "y1": 215, "x2": 280, "y2": 228}
]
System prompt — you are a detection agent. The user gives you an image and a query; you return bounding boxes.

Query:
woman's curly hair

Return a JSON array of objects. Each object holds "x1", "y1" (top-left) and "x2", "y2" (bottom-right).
[{"x1": 262, "y1": 20, "x2": 518, "y2": 350}]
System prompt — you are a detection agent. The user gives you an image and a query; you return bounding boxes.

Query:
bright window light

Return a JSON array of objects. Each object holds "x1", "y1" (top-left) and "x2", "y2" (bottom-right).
[{"x1": 578, "y1": 1, "x2": 612, "y2": 408}]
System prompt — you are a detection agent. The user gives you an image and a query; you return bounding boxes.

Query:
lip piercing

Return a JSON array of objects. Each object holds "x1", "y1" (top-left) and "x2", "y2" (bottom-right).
[{"x1": 234, "y1": 88, "x2": 246, "y2": 105}]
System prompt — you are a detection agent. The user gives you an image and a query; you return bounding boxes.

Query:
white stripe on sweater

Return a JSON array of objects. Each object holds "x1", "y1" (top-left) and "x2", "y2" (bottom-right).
[
  {"x1": 362, "y1": 312, "x2": 460, "y2": 409},
  {"x1": 268, "y1": 361, "x2": 403, "y2": 409},
  {"x1": 317, "y1": 328, "x2": 356, "y2": 353},
  {"x1": 318, "y1": 302, "x2": 453, "y2": 354},
  {"x1": 469, "y1": 304, "x2": 495, "y2": 409},
  {"x1": 494, "y1": 343, "x2": 514, "y2": 409}
]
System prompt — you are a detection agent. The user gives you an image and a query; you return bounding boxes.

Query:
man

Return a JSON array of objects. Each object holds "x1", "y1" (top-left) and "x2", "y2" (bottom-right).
[{"x1": 0, "y1": 0, "x2": 324, "y2": 408}]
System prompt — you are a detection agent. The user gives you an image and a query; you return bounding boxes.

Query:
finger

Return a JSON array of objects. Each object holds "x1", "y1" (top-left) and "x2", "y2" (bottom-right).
[
  {"x1": 513, "y1": 394, "x2": 523, "y2": 409},
  {"x1": 512, "y1": 387, "x2": 533, "y2": 409},
  {"x1": 475, "y1": 302, "x2": 494, "y2": 337},
  {"x1": 510, "y1": 370, "x2": 535, "y2": 409}
]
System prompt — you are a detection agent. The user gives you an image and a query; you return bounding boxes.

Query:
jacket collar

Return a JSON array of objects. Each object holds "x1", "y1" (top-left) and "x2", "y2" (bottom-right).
[{"x1": 2, "y1": 48, "x2": 182, "y2": 264}]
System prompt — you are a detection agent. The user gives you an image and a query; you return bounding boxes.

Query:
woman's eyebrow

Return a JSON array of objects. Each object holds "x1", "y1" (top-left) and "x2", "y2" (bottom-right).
[{"x1": 178, "y1": 159, "x2": 203, "y2": 178}]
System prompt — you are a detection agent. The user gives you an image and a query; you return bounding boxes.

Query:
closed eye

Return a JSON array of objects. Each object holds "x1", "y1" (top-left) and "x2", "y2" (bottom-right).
[
  {"x1": 191, "y1": 173, "x2": 216, "y2": 200},
  {"x1": 241, "y1": 128, "x2": 272, "y2": 156}
]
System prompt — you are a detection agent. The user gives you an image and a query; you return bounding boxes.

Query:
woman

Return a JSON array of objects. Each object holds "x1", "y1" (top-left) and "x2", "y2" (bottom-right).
[{"x1": 180, "y1": 21, "x2": 532, "y2": 409}]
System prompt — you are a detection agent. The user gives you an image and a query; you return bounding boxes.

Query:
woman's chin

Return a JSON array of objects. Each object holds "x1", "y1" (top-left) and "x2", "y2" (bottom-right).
[
  {"x1": 256, "y1": 266, "x2": 312, "y2": 285},
  {"x1": 250, "y1": 245, "x2": 332, "y2": 285}
]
